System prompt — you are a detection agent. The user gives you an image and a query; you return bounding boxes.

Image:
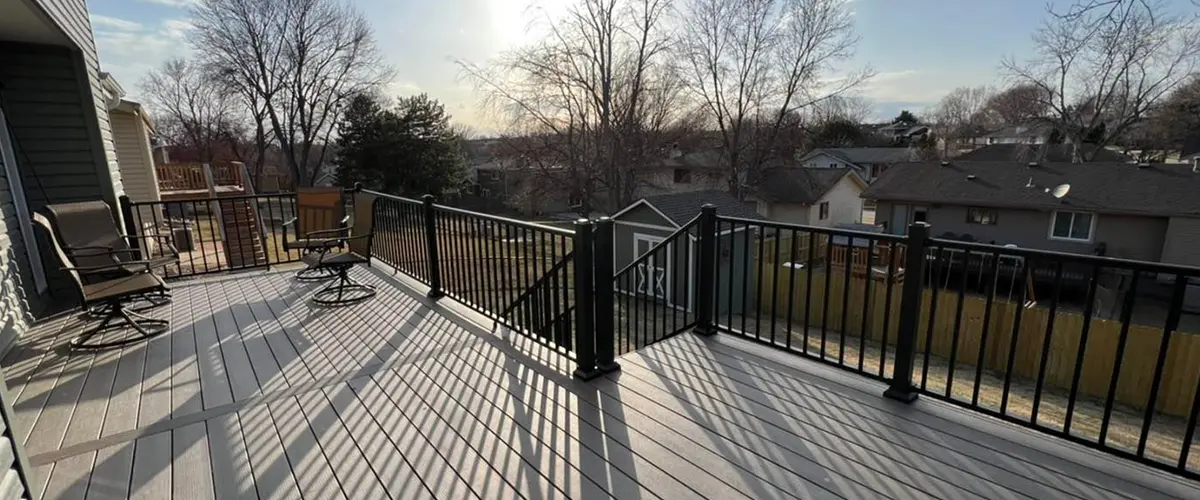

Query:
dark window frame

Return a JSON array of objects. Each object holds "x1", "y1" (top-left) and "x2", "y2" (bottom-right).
[
  {"x1": 818, "y1": 201, "x2": 830, "y2": 220},
  {"x1": 967, "y1": 207, "x2": 998, "y2": 225}
]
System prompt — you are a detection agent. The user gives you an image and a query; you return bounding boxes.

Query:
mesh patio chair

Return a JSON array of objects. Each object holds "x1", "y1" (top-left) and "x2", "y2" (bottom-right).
[
  {"x1": 44, "y1": 201, "x2": 179, "y2": 279},
  {"x1": 283, "y1": 187, "x2": 351, "y2": 281},
  {"x1": 34, "y1": 212, "x2": 170, "y2": 349}
]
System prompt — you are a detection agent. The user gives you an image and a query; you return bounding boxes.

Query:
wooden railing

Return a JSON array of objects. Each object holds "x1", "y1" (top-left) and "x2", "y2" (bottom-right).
[{"x1": 156, "y1": 163, "x2": 244, "y2": 192}]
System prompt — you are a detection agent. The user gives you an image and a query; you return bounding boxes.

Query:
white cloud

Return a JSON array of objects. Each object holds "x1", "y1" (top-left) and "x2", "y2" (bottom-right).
[
  {"x1": 94, "y1": 19, "x2": 195, "y2": 94},
  {"x1": 91, "y1": 14, "x2": 142, "y2": 31}
]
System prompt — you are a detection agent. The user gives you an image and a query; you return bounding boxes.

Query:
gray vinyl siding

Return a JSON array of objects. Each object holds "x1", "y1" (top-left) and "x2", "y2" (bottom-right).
[
  {"x1": 1161, "y1": 217, "x2": 1200, "y2": 268},
  {"x1": 0, "y1": 42, "x2": 115, "y2": 208},
  {"x1": 34, "y1": 0, "x2": 123, "y2": 205},
  {"x1": 874, "y1": 201, "x2": 1169, "y2": 262}
]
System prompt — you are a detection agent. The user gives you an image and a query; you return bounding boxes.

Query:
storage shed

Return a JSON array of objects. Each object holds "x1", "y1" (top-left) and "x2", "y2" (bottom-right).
[{"x1": 610, "y1": 190, "x2": 763, "y2": 315}]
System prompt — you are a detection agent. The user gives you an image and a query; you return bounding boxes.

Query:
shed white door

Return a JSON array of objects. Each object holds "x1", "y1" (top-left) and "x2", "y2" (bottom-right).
[{"x1": 633, "y1": 234, "x2": 670, "y2": 302}]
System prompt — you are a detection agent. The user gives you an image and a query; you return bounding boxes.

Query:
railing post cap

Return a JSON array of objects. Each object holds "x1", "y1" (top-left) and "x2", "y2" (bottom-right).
[
  {"x1": 422, "y1": 194, "x2": 435, "y2": 203},
  {"x1": 353, "y1": 182, "x2": 363, "y2": 192},
  {"x1": 701, "y1": 204, "x2": 717, "y2": 213},
  {"x1": 574, "y1": 218, "x2": 592, "y2": 226}
]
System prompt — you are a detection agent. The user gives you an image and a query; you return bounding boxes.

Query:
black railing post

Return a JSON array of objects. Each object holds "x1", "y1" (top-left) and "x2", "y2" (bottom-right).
[
  {"x1": 118, "y1": 195, "x2": 139, "y2": 252},
  {"x1": 884, "y1": 221, "x2": 930, "y2": 403},
  {"x1": 693, "y1": 204, "x2": 718, "y2": 336},
  {"x1": 573, "y1": 218, "x2": 601, "y2": 380},
  {"x1": 593, "y1": 217, "x2": 620, "y2": 373},
  {"x1": 422, "y1": 194, "x2": 444, "y2": 299}
]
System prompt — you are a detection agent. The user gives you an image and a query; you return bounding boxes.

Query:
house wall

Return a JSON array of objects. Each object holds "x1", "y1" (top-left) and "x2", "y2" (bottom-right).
[
  {"x1": 0, "y1": 119, "x2": 34, "y2": 357},
  {"x1": 873, "y1": 202, "x2": 1169, "y2": 261},
  {"x1": 811, "y1": 175, "x2": 864, "y2": 227},
  {"x1": 111, "y1": 110, "x2": 159, "y2": 202},
  {"x1": 1160, "y1": 217, "x2": 1200, "y2": 268},
  {"x1": 756, "y1": 200, "x2": 810, "y2": 225}
]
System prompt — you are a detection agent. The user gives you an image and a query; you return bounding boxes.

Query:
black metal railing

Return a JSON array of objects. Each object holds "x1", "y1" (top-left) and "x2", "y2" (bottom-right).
[
  {"x1": 613, "y1": 216, "x2": 700, "y2": 355},
  {"x1": 365, "y1": 191, "x2": 617, "y2": 374},
  {"x1": 709, "y1": 214, "x2": 908, "y2": 381},
  {"x1": 120, "y1": 193, "x2": 302, "y2": 278},
  {"x1": 908, "y1": 235, "x2": 1200, "y2": 478}
]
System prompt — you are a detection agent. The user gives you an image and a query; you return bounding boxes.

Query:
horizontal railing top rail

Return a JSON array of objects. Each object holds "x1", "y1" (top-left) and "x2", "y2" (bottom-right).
[
  {"x1": 364, "y1": 189, "x2": 576, "y2": 237},
  {"x1": 717, "y1": 214, "x2": 908, "y2": 242},
  {"x1": 930, "y1": 236, "x2": 1200, "y2": 276}
]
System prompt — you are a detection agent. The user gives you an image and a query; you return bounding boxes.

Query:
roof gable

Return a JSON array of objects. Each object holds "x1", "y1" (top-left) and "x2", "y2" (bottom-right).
[
  {"x1": 615, "y1": 190, "x2": 763, "y2": 226},
  {"x1": 756, "y1": 167, "x2": 863, "y2": 204}
]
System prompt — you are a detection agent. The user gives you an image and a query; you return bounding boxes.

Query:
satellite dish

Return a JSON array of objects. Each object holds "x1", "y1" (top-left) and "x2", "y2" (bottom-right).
[{"x1": 1047, "y1": 184, "x2": 1071, "y2": 198}]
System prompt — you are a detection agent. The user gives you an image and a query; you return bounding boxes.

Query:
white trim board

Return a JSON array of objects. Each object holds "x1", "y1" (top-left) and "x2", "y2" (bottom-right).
[
  {"x1": 0, "y1": 108, "x2": 47, "y2": 293},
  {"x1": 611, "y1": 198, "x2": 680, "y2": 228}
]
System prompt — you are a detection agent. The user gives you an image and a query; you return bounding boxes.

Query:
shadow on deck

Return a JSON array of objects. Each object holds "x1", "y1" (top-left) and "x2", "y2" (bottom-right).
[{"x1": 2, "y1": 266, "x2": 1198, "y2": 499}]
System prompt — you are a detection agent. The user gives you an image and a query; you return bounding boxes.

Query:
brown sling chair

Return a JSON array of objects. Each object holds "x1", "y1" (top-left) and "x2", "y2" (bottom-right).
[
  {"x1": 44, "y1": 201, "x2": 179, "y2": 308},
  {"x1": 34, "y1": 212, "x2": 170, "y2": 349},
  {"x1": 283, "y1": 187, "x2": 351, "y2": 280}
]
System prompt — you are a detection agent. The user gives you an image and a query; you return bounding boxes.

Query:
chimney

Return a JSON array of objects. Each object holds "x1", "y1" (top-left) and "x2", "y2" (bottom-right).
[
  {"x1": 1136, "y1": 162, "x2": 1151, "y2": 168},
  {"x1": 1027, "y1": 161, "x2": 1039, "y2": 168},
  {"x1": 966, "y1": 174, "x2": 977, "y2": 180},
  {"x1": 939, "y1": 160, "x2": 950, "y2": 167}
]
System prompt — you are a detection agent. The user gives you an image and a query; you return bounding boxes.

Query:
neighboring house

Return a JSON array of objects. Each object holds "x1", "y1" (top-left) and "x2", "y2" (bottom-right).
[
  {"x1": 875, "y1": 122, "x2": 930, "y2": 143},
  {"x1": 954, "y1": 143, "x2": 1131, "y2": 163},
  {"x1": 474, "y1": 161, "x2": 576, "y2": 216},
  {"x1": 864, "y1": 161, "x2": 1200, "y2": 267},
  {"x1": 975, "y1": 122, "x2": 1057, "y2": 145},
  {"x1": 611, "y1": 190, "x2": 761, "y2": 314},
  {"x1": 754, "y1": 167, "x2": 867, "y2": 227},
  {"x1": 797, "y1": 147, "x2": 914, "y2": 182},
  {"x1": 102, "y1": 74, "x2": 161, "y2": 203},
  {"x1": 643, "y1": 149, "x2": 730, "y2": 196}
]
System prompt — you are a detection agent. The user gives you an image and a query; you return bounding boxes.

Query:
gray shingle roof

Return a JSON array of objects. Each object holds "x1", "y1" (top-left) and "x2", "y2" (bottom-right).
[
  {"x1": 639, "y1": 190, "x2": 763, "y2": 225},
  {"x1": 756, "y1": 168, "x2": 856, "y2": 204},
  {"x1": 954, "y1": 144, "x2": 1131, "y2": 163},
  {"x1": 810, "y1": 148, "x2": 915, "y2": 165},
  {"x1": 863, "y1": 161, "x2": 1200, "y2": 217}
]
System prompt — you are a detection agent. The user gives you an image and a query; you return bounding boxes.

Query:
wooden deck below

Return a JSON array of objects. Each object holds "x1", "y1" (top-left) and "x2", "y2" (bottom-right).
[{"x1": 2, "y1": 266, "x2": 1198, "y2": 499}]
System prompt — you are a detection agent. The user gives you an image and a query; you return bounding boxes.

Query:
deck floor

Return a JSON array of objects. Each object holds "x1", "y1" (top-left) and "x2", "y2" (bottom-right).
[{"x1": 3, "y1": 266, "x2": 1198, "y2": 499}]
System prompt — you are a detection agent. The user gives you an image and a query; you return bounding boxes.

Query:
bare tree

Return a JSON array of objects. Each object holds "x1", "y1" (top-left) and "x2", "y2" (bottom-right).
[
  {"x1": 676, "y1": 0, "x2": 869, "y2": 198},
  {"x1": 141, "y1": 58, "x2": 234, "y2": 163},
  {"x1": 979, "y1": 84, "x2": 1051, "y2": 127},
  {"x1": 931, "y1": 85, "x2": 995, "y2": 155},
  {"x1": 1003, "y1": 0, "x2": 1200, "y2": 161},
  {"x1": 192, "y1": 0, "x2": 391, "y2": 187},
  {"x1": 462, "y1": 0, "x2": 688, "y2": 214}
]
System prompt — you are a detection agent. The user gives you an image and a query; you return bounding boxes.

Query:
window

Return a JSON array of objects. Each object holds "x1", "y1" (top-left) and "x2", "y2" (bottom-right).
[
  {"x1": 829, "y1": 163, "x2": 838, "y2": 169},
  {"x1": 568, "y1": 191, "x2": 583, "y2": 207},
  {"x1": 967, "y1": 207, "x2": 997, "y2": 225},
  {"x1": 673, "y1": 168, "x2": 692, "y2": 184},
  {"x1": 1050, "y1": 211, "x2": 1095, "y2": 242},
  {"x1": 818, "y1": 202, "x2": 830, "y2": 220}
]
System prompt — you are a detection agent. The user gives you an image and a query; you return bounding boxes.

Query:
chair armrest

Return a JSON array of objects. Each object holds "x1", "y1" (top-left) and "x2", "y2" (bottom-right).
[
  {"x1": 282, "y1": 217, "x2": 298, "y2": 227},
  {"x1": 62, "y1": 260, "x2": 152, "y2": 275},
  {"x1": 305, "y1": 226, "x2": 354, "y2": 238},
  {"x1": 128, "y1": 234, "x2": 180, "y2": 258},
  {"x1": 321, "y1": 233, "x2": 373, "y2": 249}
]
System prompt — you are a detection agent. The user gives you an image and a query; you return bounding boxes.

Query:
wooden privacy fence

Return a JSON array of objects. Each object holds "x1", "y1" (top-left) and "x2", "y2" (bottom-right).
[
  {"x1": 759, "y1": 233, "x2": 906, "y2": 275},
  {"x1": 757, "y1": 264, "x2": 1200, "y2": 417}
]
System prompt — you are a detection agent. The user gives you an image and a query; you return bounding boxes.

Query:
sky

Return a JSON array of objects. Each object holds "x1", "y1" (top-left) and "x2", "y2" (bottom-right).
[{"x1": 88, "y1": 0, "x2": 1064, "y2": 132}]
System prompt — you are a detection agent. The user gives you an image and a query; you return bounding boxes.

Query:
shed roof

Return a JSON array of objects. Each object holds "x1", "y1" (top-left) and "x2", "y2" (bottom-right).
[{"x1": 615, "y1": 190, "x2": 763, "y2": 227}]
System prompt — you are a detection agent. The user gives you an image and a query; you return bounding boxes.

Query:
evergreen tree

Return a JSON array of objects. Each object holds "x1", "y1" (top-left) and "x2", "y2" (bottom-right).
[{"x1": 335, "y1": 93, "x2": 467, "y2": 196}]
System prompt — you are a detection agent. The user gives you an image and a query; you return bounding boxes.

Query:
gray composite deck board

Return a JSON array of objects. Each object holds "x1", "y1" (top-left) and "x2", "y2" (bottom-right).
[{"x1": 3, "y1": 266, "x2": 1199, "y2": 500}]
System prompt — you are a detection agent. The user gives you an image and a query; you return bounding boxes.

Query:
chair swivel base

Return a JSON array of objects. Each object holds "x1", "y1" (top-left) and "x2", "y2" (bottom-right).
[
  {"x1": 312, "y1": 264, "x2": 376, "y2": 306},
  {"x1": 86, "y1": 290, "x2": 171, "y2": 317},
  {"x1": 74, "y1": 304, "x2": 169, "y2": 350},
  {"x1": 296, "y1": 263, "x2": 339, "y2": 281}
]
